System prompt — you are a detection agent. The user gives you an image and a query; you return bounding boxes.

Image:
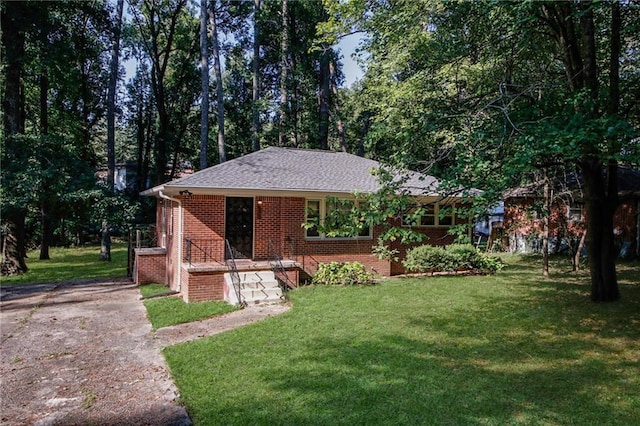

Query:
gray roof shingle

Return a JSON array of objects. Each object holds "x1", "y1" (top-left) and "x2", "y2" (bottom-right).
[{"x1": 145, "y1": 147, "x2": 442, "y2": 196}]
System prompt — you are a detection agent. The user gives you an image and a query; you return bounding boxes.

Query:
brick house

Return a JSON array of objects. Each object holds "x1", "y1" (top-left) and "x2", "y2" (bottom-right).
[
  {"x1": 503, "y1": 168, "x2": 640, "y2": 257},
  {"x1": 133, "y1": 147, "x2": 470, "y2": 303}
]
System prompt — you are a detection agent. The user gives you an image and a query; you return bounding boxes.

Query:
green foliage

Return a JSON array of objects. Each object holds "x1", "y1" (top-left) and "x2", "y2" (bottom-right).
[
  {"x1": 311, "y1": 261, "x2": 375, "y2": 286},
  {"x1": 403, "y1": 244, "x2": 503, "y2": 274},
  {"x1": 371, "y1": 237, "x2": 399, "y2": 262}
]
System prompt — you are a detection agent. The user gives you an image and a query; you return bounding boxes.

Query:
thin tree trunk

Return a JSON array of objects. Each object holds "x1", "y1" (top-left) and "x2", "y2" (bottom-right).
[
  {"x1": 107, "y1": 0, "x2": 124, "y2": 191},
  {"x1": 542, "y1": 174, "x2": 550, "y2": 277},
  {"x1": 329, "y1": 60, "x2": 347, "y2": 152},
  {"x1": 318, "y1": 46, "x2": 330, "y2": 150},
  {"x1": 278, "y1": 0, "x2": 289, "y2": 146},
  {"x1": 252, "y1": 0, "x2": 261, "y2": 152},
  {"x1": 39, "y1": 204, "x2": 52, "y2": 260},
  {"x1": 199, "y1": 0, "x2": 209, "y2": 169},
  {"x1": 210, "y1": 1, "x2": 226, "y2": 163},
  {"x1": 573, "y1": 230, "x2": 586, "y2": 272}
]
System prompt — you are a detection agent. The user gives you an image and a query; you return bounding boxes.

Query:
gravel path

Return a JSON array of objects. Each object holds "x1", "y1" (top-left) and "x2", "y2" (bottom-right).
[{"x1": 0, "y1": 279, "x2": 289, "y2": 426}]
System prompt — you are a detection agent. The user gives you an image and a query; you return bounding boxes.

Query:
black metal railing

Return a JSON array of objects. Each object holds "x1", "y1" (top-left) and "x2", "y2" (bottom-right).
[
  {"x1": 183, "y1": 238, "x2": 222, "y2": 266},
  {"x1": 268, "y1": 240, "x2": 296, "y2": 294},
  {"x1": 225, "y1": 240, "x2": 245, "y2": 307}
]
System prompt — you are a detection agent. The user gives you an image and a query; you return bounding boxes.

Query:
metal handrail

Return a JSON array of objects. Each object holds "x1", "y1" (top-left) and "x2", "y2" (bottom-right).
[
  {"x1": 268, "y1": 240, "x2": 296, "y2": 292},
  {"x1": 225, "y1": 240, "x2": 245, "y2": 307},
  {"x1": 183, "y1": 238, "x2": 221, "y2": 266}
]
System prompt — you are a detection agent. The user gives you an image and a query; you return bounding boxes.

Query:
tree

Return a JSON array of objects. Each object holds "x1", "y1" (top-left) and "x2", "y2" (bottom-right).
[
  {"x1": 199, "y1": 0, "x2": 210, "y2": 170},
  {"x1": 107, "y1": 0, "x2": 124, "y2": 191},
  {"x1": 252, "y1": 0, "x2": 261, "y2": 152},
  {"x1": 210, "y1": 0, "x2": 226, "y2": 163},
  {"x1": 130, "y1": 0, "x2": 198, "y2": 184},
  {"x1": 320, "y1": 1, "x2": 639, "y2": 301},
  {"x1": 1, "y1": 1, "x2": 29, "y2": 274}
]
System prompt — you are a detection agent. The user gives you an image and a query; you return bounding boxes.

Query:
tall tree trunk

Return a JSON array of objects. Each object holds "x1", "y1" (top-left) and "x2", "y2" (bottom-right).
[
  {"x1": 210, "y1": 1, "x2": 226, "y2": 163},
  {"x1": 252, "y1": 0, "x2": 261, "y2": 152},
  {"x1": 582, "y1": 161, "x2": 619, "y2": 302},
  {"x1": 107, "y1": 0, "x2": 124, "y2": 191},
  {"x1": 318, "y1": 46, "x2": 330, "y2": 150},
  {"x1": 329, "y1": 60, "x2": 347, "y2": 152},
  {"x1": 1, "y1": 2, "x2": 28, "y2": 275},
  {"x1": 278, "y1": 0, "x2": 289, "y2": 146},
  {"x1": 199, "y1": 0, "x2": 209, "y2": 170}
]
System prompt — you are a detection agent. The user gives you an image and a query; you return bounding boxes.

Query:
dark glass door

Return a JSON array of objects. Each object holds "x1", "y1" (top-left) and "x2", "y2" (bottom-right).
[{"x1": 225, "y1": 197, "x2": 254, "y2": 259}]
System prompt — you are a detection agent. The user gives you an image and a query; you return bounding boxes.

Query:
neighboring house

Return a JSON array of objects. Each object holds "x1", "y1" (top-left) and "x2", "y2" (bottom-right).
[
  {"x1": 473, "y1": 202, "x2": 505, "y2": 251},
  {"x1": 503, "y1": 168, "x2": 640, "y2": 257},
  {"x1": 133, "y1": 147, "x2": 472, "y2": 304}
]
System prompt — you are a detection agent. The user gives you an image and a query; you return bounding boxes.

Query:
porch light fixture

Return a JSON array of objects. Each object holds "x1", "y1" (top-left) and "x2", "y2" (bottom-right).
[{"x1": 179, "y1": 189, "x2": 192, "y2": 197}]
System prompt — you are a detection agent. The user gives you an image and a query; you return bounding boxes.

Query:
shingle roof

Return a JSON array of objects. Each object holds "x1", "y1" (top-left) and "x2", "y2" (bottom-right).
[{"x1": 144, "y1": 147, "x2": 443, "y2": 196}]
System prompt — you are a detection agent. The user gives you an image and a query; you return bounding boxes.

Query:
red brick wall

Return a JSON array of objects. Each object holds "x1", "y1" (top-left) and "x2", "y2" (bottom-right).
[
  {"x1": 181, "y1": 195, "x2": 226, "y2": 262},
  {"x1": 182, "y1": 270, "x2": 225, "y2": 303},
  {"x1": 134, "y1": 249, "x2": 166, "y2": 285}
]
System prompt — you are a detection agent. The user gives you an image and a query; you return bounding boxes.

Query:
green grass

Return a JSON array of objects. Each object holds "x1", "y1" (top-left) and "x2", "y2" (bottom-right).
[
  {"x1": 0, "y1": 243, "x2": 128, "y2": 286},
  {"x1": 164, "y1": 256, "x2": 640, "y2": 426},
  {"x1": 140, "y1": 284, "x2": 238, "y2": 330}
]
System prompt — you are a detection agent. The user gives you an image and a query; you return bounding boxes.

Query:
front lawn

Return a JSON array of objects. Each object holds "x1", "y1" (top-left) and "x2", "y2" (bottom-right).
[
  {"x1": 164, "y1": 256, "x2": 640, "y2": 425},
  {"x1": 0, "y1": 243, "x2": 128, "y2": 286},
  {"x1": 140, "y1": 284, "x2": 238, "y2": 330}
]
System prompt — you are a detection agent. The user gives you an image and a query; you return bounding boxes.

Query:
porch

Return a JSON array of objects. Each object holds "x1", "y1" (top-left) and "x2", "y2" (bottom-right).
[{"x1": 181, "y1": 238, "x2": 301, "y2": 304}]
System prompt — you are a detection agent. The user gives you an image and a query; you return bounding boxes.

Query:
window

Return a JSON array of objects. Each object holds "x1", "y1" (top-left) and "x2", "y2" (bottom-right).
[
  {"x1": 568, "y1": 202, "x2": 584, "y2": 221},
  {"x1": 305, "y1": 200, "x2": 320, "y2": 237},
  {"x1": 305, "y1": 198, "x2": 372, "y2": 239},
  {"x1": 403, "y1": 203, "x2": 455, "y2": 227}
]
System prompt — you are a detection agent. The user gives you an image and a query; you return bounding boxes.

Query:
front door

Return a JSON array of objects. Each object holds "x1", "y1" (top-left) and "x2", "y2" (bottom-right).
[{"x1": 225, "y1": 197, "x2": 254, "y2": 259}]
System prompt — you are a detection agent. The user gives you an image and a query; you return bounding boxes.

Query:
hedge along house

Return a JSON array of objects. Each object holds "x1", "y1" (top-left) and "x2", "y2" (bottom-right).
[{"x1": 134, "y1": 147, "x2": 471, "y2": 303}]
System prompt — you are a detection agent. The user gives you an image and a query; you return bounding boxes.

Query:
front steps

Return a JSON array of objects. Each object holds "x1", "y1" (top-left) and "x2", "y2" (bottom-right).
[{"x1": 224, "y1": 270, "x2": 284, "y2": 306}]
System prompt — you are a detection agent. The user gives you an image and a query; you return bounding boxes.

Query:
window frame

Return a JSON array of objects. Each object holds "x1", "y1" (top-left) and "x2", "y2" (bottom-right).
[
  {"x1": 567, "y1": 202, "x2": 584, "y2": 221},
  {"x1": 305, "y1": 198, "x2": 373, "y2": 240},
  {"x1": 403, "y1": 202, "x2": 456, "y2": 228}
]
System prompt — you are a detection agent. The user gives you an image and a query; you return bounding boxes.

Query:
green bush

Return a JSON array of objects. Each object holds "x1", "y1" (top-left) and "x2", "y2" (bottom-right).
[
  {"x1": 402, "y1": 245, "x2": 457, "y2": 272},
  {"x1": 446, "y1": 244, "x2": 481, "y2": 270},
  {"x1": 312, "y1": 261, "x2": 375, "y2": 286},
  {"x1": 403, "y1": 244, "x2": 503, "y2": 274}
]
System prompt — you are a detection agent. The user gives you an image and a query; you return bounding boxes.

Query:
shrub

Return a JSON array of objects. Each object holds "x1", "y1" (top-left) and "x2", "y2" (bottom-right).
[
  {"x1": 403, "y1": 244, "x2": 503, "y2": 274},
  {"x1": 312, "y1": 261, "x2": 375, "y2": 286},
  {"x1": 446, "y1": 244, "x2": 481, "y2": 270},
  {"x1": 402, "y1": 245, "x2": 457, "y2": 272}
]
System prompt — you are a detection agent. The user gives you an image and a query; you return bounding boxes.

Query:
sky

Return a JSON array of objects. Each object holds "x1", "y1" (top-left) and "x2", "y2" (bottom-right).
[{"x1": 337, "y1": 33, "x2": 365, "y2": 88}]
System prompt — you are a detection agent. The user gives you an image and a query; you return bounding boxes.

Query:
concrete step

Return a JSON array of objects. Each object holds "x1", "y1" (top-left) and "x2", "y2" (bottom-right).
[
  {"x1": 237, "y1": 270, "x2": 276, "y2": 283},
  {"x1": 240, "y1": 287, "x2": 283, "y2": 301},
  {"x1": 241, "y1": 279, "x2": 280, "y2": 290}
]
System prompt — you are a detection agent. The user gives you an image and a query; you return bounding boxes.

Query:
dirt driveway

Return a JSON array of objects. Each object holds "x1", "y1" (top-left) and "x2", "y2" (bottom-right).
[
  {"x1": 1, "y1": 279, "x2": 290, "y2": 425},
  {"x1": 0, "y1": 279, "x2": 191, "y2": 426}
]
